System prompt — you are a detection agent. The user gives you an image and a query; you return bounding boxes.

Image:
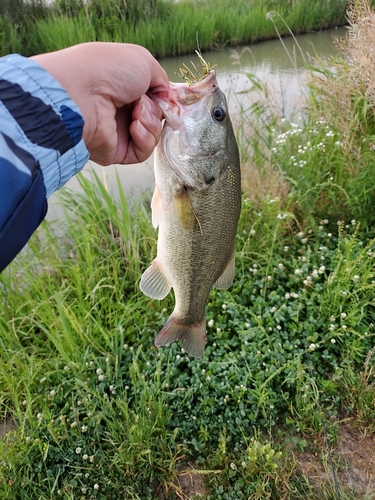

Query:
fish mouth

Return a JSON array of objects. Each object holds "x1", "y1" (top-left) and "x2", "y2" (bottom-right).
[{"x1": 148, "y1": 70, "x2": 218, "y2": 125}]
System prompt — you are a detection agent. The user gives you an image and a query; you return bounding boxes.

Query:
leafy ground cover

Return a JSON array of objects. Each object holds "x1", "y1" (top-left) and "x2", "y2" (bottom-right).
[{"x1": 1, "y1": 0, "x2": 375, "y2": 498}]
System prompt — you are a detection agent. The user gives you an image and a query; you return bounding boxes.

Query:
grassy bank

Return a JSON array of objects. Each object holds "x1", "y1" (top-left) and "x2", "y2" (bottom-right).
[
  {"x1": 0, "y1": 0, "x2": 349, "y2": 57},
  {"x1": 2, "y1": 0, "x2": 375, "y2": 498}
]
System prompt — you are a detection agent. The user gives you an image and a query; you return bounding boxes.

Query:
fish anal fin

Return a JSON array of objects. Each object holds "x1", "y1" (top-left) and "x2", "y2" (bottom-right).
[
  {"x1": 140, "y1": 259, "x2": 171, "y2": 299},
  {"x1": 214, "y1": 251, "x2": 235, "y2": 289},
  {"x1": 155, "y1": 315, "x2": 206, "y2": 358},
  {"x1": 151, "y1": 184, "x2": 164, "y2": 229}
]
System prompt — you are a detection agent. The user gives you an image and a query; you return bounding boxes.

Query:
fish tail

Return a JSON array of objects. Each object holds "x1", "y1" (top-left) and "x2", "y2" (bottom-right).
[{"x1": 154, "y1": 315, "x2": 206, "y2": 358}]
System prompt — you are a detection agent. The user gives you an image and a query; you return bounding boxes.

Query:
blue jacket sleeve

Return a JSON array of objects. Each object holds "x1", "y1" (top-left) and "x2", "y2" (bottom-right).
[{"x1": 0, "y1": 54, "x2": 89, "y2": 272}]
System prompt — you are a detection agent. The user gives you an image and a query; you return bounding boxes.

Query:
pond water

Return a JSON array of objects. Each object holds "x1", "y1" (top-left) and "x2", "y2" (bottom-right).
[{"x1": 48, "y1": 27, "x2": 346, "y2": 217}]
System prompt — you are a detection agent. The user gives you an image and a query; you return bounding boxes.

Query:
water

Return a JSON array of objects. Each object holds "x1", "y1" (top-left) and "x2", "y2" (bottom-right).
[{"x1": 48, "y1": 27, "x2": 346, "y2": 217}]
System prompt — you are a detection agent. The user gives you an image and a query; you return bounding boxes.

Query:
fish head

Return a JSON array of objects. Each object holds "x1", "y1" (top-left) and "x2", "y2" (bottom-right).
[{"x1": 150, "y1": 70, "x2": 238, "y2": 190}]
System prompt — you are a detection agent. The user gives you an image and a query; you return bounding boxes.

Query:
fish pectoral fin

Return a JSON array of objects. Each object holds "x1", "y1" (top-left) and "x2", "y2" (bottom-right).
[
  {"x1": 155, "y1": 315, "x2": 206, "y2": 358},
  {"x1": 214, "y1": 251, "x2": 236, "y2": 289},
  {"x1": 140, "y1": 260, "x2": 171, "y2": 299},
  {"x1": 151, "y1": 184, "x2": 164, "y2": 229},
  {"x1": 174, "y1": 190, "x2": 198, "y2": 232}
]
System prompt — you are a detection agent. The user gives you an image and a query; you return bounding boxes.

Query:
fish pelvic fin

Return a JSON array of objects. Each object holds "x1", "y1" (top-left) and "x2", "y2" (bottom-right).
[
  {"x1": 214, "y1": 251, "x2": 235, "y2": 289},
  {"x1": 140, "y1": 259, "x2": 171, "y2": 299},
  {"x1": 155, "y1": 315, "x2": 206, "y2": 358},
  {"x1": 151, "y1": 184, "x2": 164, "y2": 229}
]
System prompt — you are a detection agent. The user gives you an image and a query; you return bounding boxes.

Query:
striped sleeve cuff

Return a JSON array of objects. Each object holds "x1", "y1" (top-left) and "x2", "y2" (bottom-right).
[{"x1": 0, "y1": 54, "x2": 89, "y2": 198}]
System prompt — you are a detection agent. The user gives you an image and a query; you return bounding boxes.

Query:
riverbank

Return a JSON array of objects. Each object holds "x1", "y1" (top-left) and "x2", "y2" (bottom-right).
[{"x1": 0, "y1": 0, "x2": 348, "y2": 57}]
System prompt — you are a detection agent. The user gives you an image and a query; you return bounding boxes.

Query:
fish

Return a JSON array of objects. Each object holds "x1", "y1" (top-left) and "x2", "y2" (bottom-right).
[{"x1": 140, "y1": 66, "x2": 241, "y2": 358}]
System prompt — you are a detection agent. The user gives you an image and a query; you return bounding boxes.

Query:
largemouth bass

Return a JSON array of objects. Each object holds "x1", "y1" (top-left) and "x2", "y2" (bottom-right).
[{"x1": 140, "y1": 68, "x2": 241, "y2": 357}]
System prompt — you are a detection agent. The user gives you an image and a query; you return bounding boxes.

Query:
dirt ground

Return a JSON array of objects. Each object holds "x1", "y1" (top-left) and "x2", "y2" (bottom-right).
[{"x1": 296, "y1": 419, "x2": 375, "y2": 498}]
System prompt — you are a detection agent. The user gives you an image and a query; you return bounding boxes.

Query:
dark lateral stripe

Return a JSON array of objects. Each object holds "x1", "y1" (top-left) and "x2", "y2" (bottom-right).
[
  {"x1": 0, "y1": 78, "x2": 78, "y2": 154},
  {"x1": 2, "y1": 132, "x2": 40, "y2": 178},
  {"x1": 0, "y1": 169, "x2": 47, "y2": 272}
]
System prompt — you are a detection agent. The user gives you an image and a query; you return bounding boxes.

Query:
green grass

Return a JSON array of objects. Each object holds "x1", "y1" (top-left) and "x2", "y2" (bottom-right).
[
  {"x1": 0, "y1": 0, "x2": 349, "y2": 57},
  {"x1": 2, "y1": 1, "x2": 375, "y2": 498}
]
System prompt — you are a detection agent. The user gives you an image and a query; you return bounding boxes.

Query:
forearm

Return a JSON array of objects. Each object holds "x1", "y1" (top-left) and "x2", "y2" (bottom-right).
[{"x1": 0, "y1": 54, "x2": 89, "y2": 272}]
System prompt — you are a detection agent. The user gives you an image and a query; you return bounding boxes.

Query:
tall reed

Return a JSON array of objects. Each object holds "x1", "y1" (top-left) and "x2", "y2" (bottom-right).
[{"x1": 1, "y1": 0, "x2": 349, "y2": 57}]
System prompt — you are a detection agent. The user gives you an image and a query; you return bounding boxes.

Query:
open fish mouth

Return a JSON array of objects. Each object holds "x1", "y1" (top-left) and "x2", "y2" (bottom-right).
[{"x1": 148, "y1": 70, "x2": 219, "y2": 127}]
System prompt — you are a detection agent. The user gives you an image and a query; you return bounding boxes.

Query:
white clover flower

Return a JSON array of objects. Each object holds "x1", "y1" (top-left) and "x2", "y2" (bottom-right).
[
  {"x1": 291, "y1": 292, "x2": 299, "y2": 298},
  {"x1": 75, "y1": 447, "x2": 81, "y2": 454},
  {"x1": 82, "y1": 488, "x2": 87, "y2": 494},
  {"x1": 90, "y1": 456, "x2": 95, "y2": 463},
  {"x1": 329, "y1": 324, "x2": 336, "y2": 331},
  {"x1": 83, "y1": 454, "x2": 89, "y2": 460},
  {"x1": 208, "y1": 319, "x2": 214, "y2": 328},
  {"x1": 37, "y1": 413, "x2": 43, "y2": 421},
  {"x1": 22, "y1": 400, "x2": 27, "y2": 406},
  {"x1": 270, "y1": 404, "x2": 274, "y2": 409},
  {"x1": 328, "y1": 233, "x2": 332, "y2": 237},
  {"x1": 230, "y1": 462, "x2": 237, "y2": 471},
  {"x1": 245, "y1": 322, "x2": 250, "y2": 328},
  {"x1": 242, "y1": 461, "x2": 247, "y2": 468},
  {"x1": 123, "y1": 344, "x2": 128, "y2": 350},
  {"x1": 216, "y1": 328, "x2": 221, "y2": 333},
  {"x1": 276, "y1": 325, "x2": 281, "y2": 330},
  {"x1": 98, "y1": 374, "x2": 105, "y2": 382},
  {"x1": 351, "y1": 219, "x2": 356, "y2": 225},
  {"x1": 297, "y1": 232, "x2": 304, "y2": 238},
  {"x1": 353, "y1": 275, "x2": 360, "y2": 282},
  {"x1": 70, "y1": 421, "x2": 78, "y2": 428},
  {"x1": 342, "y1": 325, "x2": 347, "y2": 330},
  {"x1": 341, "y1": 312, "x2": 347, "y2": 319},
  {"x1": 285, "y1": 293, "x2": 290, "y2": 299},
  {"x1": 94, "y1": 483, "x2": 99, "y2": 490},
  {"x1": 40, "y1": 377, "x2": 46, "y2": 384},
  {"x1": 278, "y1": 263, "x2": 285, "y2": 270},
  {"x1": 319, "y1": 266, "x2": 326, "y2": 274},
  {"x1": 250, "y1": 229, "x2": 256, "y2": 235},
  {"x1": 222, "y1": 304, "x2": 227, "y2": 310},
  {"x1": 295, "y1": 269, "x2": 302, "y2": 275},
  {"x1": 96, "y1": 368, "x2": 102, "y2": 376},
  {"x1": 284, "y1": 246, "x2": 289, "y2": 251},
  {"x1": 270, "y1": 307, "x2": 276, "y2": 313},
  {"x1": 331, "y1": 338, "x2": 336, "y2": 344},
  {"x1": 309, "y1": 343, "x2": 316, "y2": 351},
  {"x1": 81, "y1": 425, "x2": 88, "y2": 433}
]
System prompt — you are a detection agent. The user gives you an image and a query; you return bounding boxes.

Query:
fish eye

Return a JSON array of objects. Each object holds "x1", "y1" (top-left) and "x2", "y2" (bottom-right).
[{"x1": 212, "y1": 107, "x2": 226, "y2": 122}]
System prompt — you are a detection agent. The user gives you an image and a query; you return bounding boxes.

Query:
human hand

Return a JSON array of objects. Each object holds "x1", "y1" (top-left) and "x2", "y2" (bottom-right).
[{"x1": 31, "y1": 42, "x2": 169, "y2": 165}]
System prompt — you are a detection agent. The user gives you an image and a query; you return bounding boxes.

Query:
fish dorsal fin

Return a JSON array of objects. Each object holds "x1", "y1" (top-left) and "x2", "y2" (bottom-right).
[
  {"x1": 214, "y1": 251, "x2": 235, "y2": 289},
  {"x1": 151, "y1": 184, "x2": 164, "y2": 229},
  {"x1": 140, "y1": 259, "x2": 171, "y2": 299}
]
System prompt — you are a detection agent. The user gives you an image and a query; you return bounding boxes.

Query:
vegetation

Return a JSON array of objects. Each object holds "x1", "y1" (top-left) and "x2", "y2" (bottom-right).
[
  {"x1": 2, "y1": 0, "x2": 375, "y2": 498},
  {"x1": 0, "y1": 0, "x2": 349, "y2": 57}
]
